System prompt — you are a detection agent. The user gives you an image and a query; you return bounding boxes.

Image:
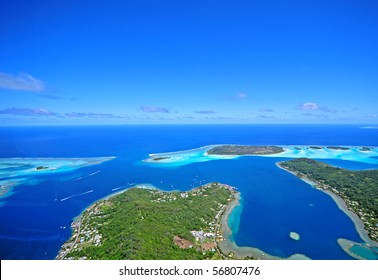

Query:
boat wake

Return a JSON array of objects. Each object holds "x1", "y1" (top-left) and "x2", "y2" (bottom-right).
[
  {"x1": 60, "y1": 190, "x2": 94, "y2": 202},
  {"x1": 72, "y1": 170, "x2": 101, "y2": 182}
]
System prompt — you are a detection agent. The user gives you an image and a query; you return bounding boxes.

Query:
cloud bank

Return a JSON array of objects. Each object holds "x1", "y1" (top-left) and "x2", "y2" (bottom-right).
[
  {"x1": 65, "y1": 112, "x2": 123, "y2": 118},
  {"x1": 0, "y1": 107, "x2": 57, "y2": 116},
  {"x1": 259, "y1": 115, "x2": 275, "y2": 119},
  {"x1": 140, "y1": 106, "x2": 171, "y2": 113},
  {"x1": 194, "y1": 110, "x2": 215, "y2": 114}
]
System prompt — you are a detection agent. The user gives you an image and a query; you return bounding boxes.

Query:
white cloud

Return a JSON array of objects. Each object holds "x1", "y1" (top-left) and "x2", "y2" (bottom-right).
[
  {"x1": 223, "y1": 92, "x2": 248, "y2": 101},
  {"x1": 65, "y1": 112, "x2": 124, "y2": 118},
  {"x1": 259, "y1": 108, "x2": 273, "y2": 112},
  {"x1": 0, "y1": 72, "x2": 45, "y2": 92},
  {"x1": 298, "y1": 102, "x2": 337, "y2": 113},
  {"x1": 235, "y1": 92, "x2": 247, "y2": 99},
  {"x1": 194, "y1": 110, "x2": 216, "y2": 114},
  {"x1": 299, "y1": 112, "x2": 328, "y2": 118},
  {"x1": 299, "y1": 102, "x2": 319, "y2": 111}
]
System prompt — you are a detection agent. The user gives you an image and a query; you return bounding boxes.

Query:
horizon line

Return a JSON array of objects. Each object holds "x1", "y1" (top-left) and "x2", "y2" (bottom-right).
[{"x1": 0, "y1": 123, "x2": 377, "y2": 127}]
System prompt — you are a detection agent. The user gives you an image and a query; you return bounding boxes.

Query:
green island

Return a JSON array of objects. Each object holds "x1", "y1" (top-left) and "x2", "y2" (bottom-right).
[
  {"x1": 35, "y1": 166, "x2": 49, "y2": 170},
  {"x1": 279, "y1": 158, "x2": 378, "y2": 242},
  {"x1": 309, "y1": 146, "x2": 322, "y2": 149},
  {"x1": 206, "y1": 145, "x2": 284, "y2": 156},
  {"x1": 326, "y1": 146, "x2": 350, "y2": 150},
  {"x1": 56, "y1": 183, "x2": 242, "y2": 260},
  {"x1": 152, "y1": 157, "x2": 171, "y2": 161}
]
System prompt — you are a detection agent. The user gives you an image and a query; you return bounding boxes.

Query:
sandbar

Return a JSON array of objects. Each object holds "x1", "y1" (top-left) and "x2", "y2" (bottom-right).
[{"x1": 290, "y1": 232, "x2": 300, "y2": 241}]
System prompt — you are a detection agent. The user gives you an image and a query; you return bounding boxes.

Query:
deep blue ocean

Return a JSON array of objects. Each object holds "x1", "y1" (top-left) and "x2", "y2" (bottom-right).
[{"x1": 0, "y1": 124, "x2": 377, "y2": 260}]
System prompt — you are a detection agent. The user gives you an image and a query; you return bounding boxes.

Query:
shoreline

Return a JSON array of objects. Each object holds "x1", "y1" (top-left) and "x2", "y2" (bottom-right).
[
  {"x1": 217, "y1": 189, "x2": 310, "y2": 260},
  {"x1": 276, "y1": 161, "x2": 378, "y2": 248},
  {"x1": 58, "y1": 183, "x2": 158, "y2": 259},
  {"x1": 324, "y1": 190, "x2": 378, "y2": 246},
  {"x1": 57, "y1": 182, "x2": 237, "y2": 260}
]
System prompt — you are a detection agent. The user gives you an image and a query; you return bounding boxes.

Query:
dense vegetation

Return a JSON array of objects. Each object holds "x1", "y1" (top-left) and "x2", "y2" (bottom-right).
[
  {"x1": 152, "y1": 157, "x2": 171, "y2": 161},
  {"x1": 280, "y1": 158, "x2": 378, "y2": 240},
  {"x1": 207, "y1": 145, "x2": 284, "y2": 155},
  {"x1": 36, "y1": 166, "x2": 49, "y2": 170},
  {"x1": 309, "y1": 146, "x2": 322, "y2": 149},
  {"x1": 59, "y1": 183, "x2": 234, "y2": 260},
  {"x1": 326, "y1": 146, "x2": 350, "y2": 150}
]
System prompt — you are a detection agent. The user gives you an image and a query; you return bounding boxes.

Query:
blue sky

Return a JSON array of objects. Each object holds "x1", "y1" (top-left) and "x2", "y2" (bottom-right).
[{"x1": 0, "y1": 0, "x2": 377, "y2": 125}]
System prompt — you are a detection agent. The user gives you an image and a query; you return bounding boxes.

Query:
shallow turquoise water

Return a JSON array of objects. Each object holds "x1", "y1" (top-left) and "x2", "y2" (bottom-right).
[
  {"x1": 349, "y1": 245, "x2": 378, "y2": 260},
  {"x1": 227, "y1": 195, "x2": 244, "y2": 242}
]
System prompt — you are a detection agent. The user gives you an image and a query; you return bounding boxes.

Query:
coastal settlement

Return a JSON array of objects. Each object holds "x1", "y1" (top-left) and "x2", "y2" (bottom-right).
[{"x1": 57, "y1": 182, "x2": 244, "y2": 260}]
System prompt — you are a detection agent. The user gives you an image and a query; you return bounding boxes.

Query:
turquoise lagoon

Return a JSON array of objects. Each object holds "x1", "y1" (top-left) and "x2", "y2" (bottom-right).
[
  {"x1": 349, "y1": 244, "x2": 378, "y2": 260},
  {"x1": 0, "y1": 157, "x2": 115, "y2": 198}
]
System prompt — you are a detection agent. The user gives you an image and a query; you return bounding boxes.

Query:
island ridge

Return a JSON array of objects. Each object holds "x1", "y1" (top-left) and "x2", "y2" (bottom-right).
[{"x1": 57, "y1": 183, "x2": 242, "y2": 260}]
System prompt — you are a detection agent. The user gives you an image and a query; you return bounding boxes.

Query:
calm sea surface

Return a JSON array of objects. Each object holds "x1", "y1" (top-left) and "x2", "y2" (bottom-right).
[{"x1": 0, "y1": 124, "x2": 377, "y2": 259}]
